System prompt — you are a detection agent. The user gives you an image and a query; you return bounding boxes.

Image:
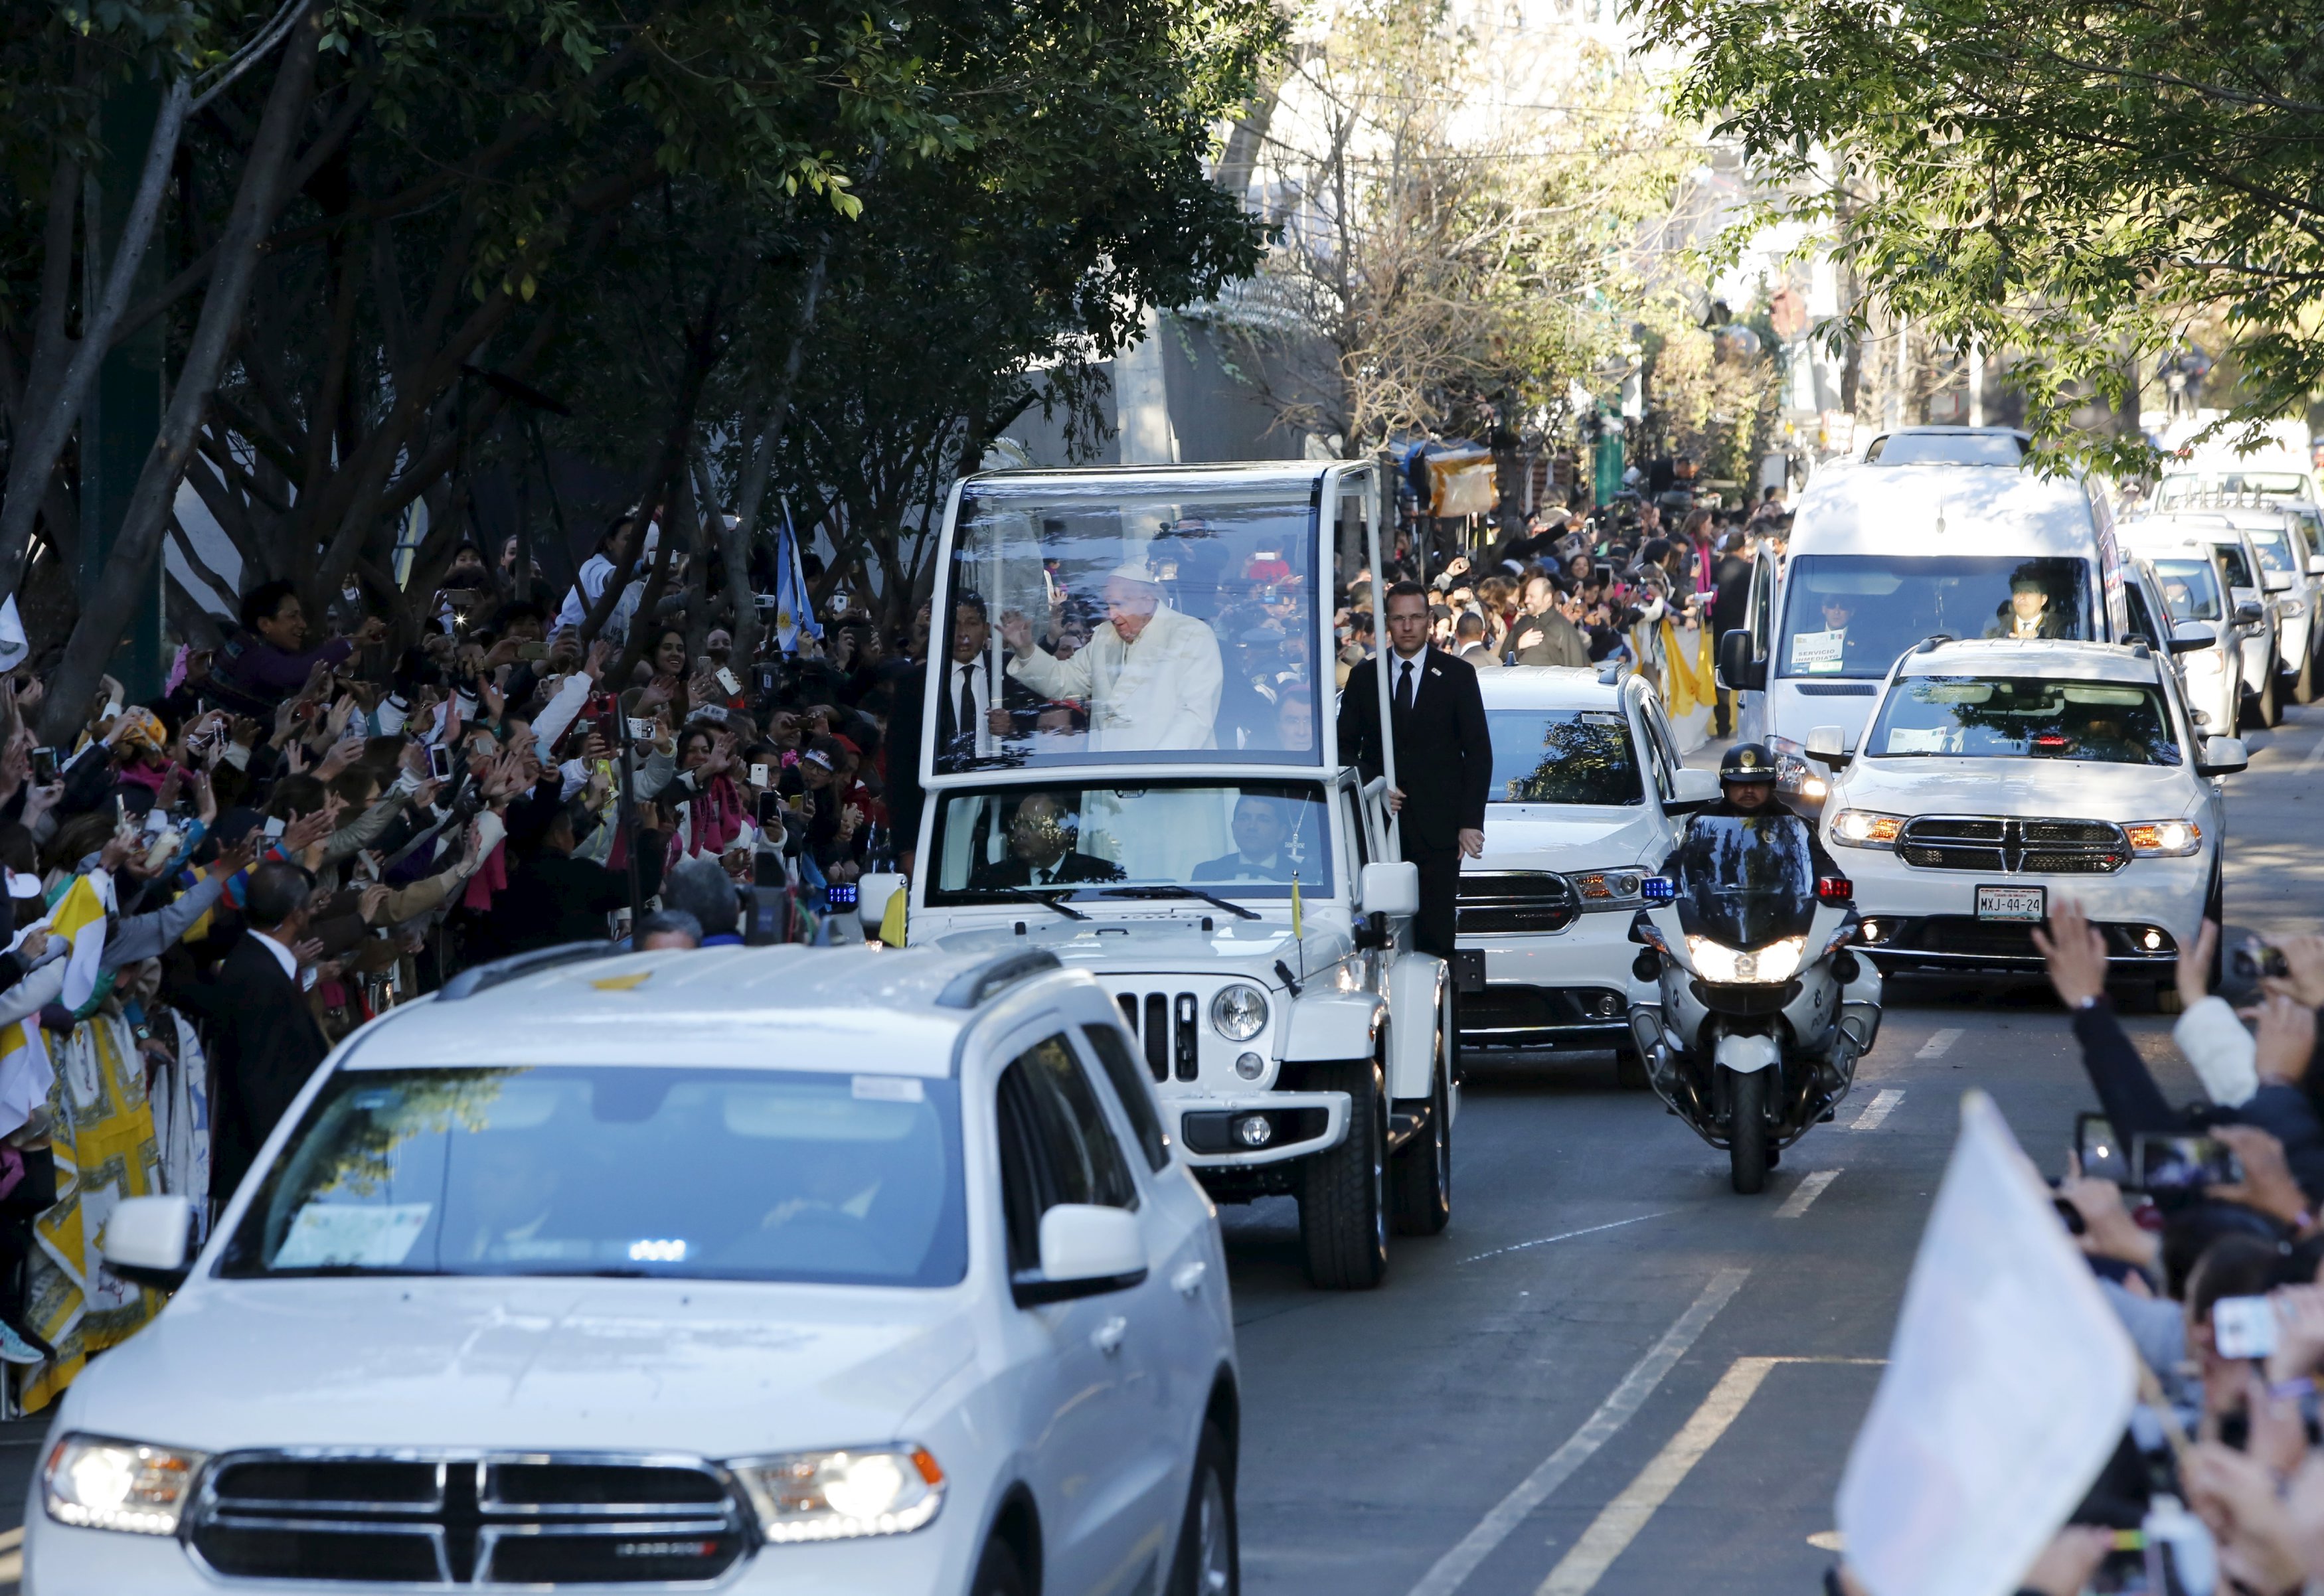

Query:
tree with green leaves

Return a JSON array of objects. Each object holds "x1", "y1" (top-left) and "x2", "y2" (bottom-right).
[{"x1": 1633, "y1": 0, "x2": 2324, "y2": 460}]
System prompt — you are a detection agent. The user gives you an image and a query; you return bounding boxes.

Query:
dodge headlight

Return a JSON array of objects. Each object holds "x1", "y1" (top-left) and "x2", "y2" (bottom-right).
[
  {"x1": 1685, "y1": 934, "x2": 1807, "y2": 985},
  {"x1": 1210, "y1": 983, "x2": 1269, "y2": 1042},
  {"x1": 42, "y1": 1434, "x2": 207, "y2": 1535},
  {"x1": 730, "y1": 1446, "x2": 946, "y2": 1543},
  {"x1": 1829, "y1": 809, "x2": 1904, "y2": 848},
  {"x1": 1564, "y1": 869, "x2": 1643, "y2": 906},
  {"x1": 2125, "y1": 819, "x2": 2204, "y2": 857}
]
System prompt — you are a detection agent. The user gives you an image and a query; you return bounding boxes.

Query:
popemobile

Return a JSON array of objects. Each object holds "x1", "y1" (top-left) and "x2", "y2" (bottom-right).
[{"x1": 900, "y1": 460, "x2": 1454, "y2": 1290}]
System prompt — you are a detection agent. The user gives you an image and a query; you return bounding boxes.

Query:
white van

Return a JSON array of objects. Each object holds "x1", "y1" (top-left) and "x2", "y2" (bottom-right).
[{"x1": 1721, "y1": 428, "x2": 2126, "y2": 798}]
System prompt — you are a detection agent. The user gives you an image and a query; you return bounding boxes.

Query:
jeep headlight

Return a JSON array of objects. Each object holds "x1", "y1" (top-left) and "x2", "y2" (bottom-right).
[
  {"x1": 1210, "y1": 983, "x2": 1269, "y2": 1042},
  {"x1": 42, "y1": 1434, "x2": 207, "y2": 1535},
  {"x1": 1829, "y1": 809, "x2": 1904, "y2": 848},
  {"x1": 1685, "y1": 934, "x2": 1807, "y2": 985},
  {"x1": 2125, "y1": 819, "x2": 2203, "y2": 857},
  {"x1": 730, "y1": 1446, "x2": 946, "y2": 1543}
]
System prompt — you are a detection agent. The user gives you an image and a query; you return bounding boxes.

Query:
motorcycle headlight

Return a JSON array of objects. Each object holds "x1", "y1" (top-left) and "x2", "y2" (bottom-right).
[
  {"x1": 1829, "y1": 809, "x2": 1904, "y2": 848},
  {"x1": 42, "y1": 1434, "x2": 207, "y2": 1535},
  {"x1": 730, "y1": 1446, "x2": 946, "y2": 1543},
  {"x1": 2125, "y1": 819, "x2": 2203, "y2": 857},
  {"x1": 1685, "y1": 933, "x2": 1807, "y2": 985},
  {"x1": 1564, "y1": 868, "x2": 1643, "y2": 907},
  {"x1": 1210, "y1": 983, "x2": 1269, "y2": 1042}
]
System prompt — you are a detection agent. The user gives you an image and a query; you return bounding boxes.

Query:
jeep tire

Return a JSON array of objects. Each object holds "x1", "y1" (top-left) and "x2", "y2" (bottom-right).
[{"x1": 1299, "y1": 1058, "x2": 1389, "y2": 1289}]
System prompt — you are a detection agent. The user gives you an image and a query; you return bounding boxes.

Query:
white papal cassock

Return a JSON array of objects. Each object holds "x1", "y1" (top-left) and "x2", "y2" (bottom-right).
[{"x1": 1005, "y1": 601, "x2": 1223, "y2": 752}]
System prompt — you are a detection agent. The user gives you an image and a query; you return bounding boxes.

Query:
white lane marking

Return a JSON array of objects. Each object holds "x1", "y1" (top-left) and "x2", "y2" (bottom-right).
[
  {"x1": 1774, "y1": 1169, "x2": 1841, "y2": 1218},
  {"x1": 2301, "y1": 732, "x2": 2324, "y2": 772},
  {"x1": 1459, "y1": 1211, "x2": 1674, "y2": 1265},
  {"x1": 1535, "y1": 1356, "x2": 1781, "y2": 1596},
  {"x1": 1915, "y1": 1028, "x2": 1962, "y2": 1060},
  {"x1": 1849, "y1": 1089, "x2": 1903, "y2": 1130},
  {"x1": 1404, "y1": 1269, "x2": 1751, "y2": 1596}
]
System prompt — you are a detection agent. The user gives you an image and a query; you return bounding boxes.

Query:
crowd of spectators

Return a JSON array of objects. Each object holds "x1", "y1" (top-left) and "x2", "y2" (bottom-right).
[{"x1": 1834, "y1": 906, "x2": 2324, "y2": 1595}]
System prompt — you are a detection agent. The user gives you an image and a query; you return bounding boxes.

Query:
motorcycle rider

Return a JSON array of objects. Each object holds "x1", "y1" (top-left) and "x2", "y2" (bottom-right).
[{"x1": 1689, "y1": 742, "x2": 1845, "y2": 876}]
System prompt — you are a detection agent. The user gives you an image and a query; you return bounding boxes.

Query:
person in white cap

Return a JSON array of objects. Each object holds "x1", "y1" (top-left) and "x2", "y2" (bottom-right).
[{"x1": 997, "y1": 562, "x2": 1222, "y2": 752}]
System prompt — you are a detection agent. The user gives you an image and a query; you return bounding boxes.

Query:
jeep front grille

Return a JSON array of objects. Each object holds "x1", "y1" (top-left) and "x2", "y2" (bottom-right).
[
  {"x1": 1118, "y1": 991, "x2": 1201, "y2": 1081},
  {"x1": 1456, "y1": 871, "x2": 1578, "y2": 935},
  {"x1": 1896, "y1": 816, "x2": 2127, "y2": 875},
  {"x1": 188, "y1": 1452, "x2": 746, "y2": 1586}
]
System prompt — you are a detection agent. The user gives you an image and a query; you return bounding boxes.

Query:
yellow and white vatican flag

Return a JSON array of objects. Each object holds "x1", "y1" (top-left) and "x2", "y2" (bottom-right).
[
  {"x1": 0, "y1": 1018, "x2": 50, "y2": 1143},
  {"x1": 49, "y1": 872, "x2": 112, "y2": 1012}
]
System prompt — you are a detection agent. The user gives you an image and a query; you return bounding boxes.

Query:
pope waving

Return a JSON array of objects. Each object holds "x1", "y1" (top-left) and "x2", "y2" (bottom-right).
[{"x1": 999, "y1": 562, "x2": 1224, "y2": 752}]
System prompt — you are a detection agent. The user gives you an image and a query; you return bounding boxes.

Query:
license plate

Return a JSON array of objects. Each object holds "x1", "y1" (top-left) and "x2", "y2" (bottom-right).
[{"x1": 1976, "y1": 884, "x2": 2046, "y2": 922}]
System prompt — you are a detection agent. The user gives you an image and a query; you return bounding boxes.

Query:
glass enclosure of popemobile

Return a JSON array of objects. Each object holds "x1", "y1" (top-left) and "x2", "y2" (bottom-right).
[{"x1": 916, "y1": 463, "x2": 1396, "y2": 909}]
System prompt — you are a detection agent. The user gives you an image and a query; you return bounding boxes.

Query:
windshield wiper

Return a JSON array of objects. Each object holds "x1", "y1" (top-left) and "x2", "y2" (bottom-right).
[
  {"x1": 1099, "y1": 885, "x2": 1260, "y2": 921},
  {"x1": 990, "y1": 886, "x2": 1088, "y2": 921}
]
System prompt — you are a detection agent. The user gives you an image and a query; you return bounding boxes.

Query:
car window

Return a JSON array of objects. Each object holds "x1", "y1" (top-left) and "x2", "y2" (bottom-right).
[
  {"x1": 215, "y1": 1068, "x2": 968, "y2": 1287},
  {"x1": 1080, "y1": 1025, "x2": 1171, "y2": 1171},
  {"x1": 1637, "y1": 698, "x2": 1679, "y2": 801},
  {"x1": 995, "y1": 1035, "x2": 1139, "y2": 1275},
  {"x1": 2150, "y1": 558, "x2": 2224, "y2": 622},
  {"x1": 1486, "y1": 708, "x2": 1643, "y2": 805},
  {"x1": 2216, "y1": 542, "x2": 2254, "y2": 588},
  {"x1": 1868, "y1": 676, "x2": 2181, "y2": 766},
  {"x1": 2249, "y1": 527, "x2": 2297, "y2": 576},
  {"x1": 2123, "y1": 579, "x2": 2160, "y2": 644}
]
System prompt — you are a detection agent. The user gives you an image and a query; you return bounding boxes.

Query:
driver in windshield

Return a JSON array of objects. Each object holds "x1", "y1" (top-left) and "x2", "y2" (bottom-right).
[
  {"x1": 1194, "y1": 795, "x2": 1299, "y2": 882},
  {"x1": 2068, "y1": 707, "x2": 2154, "y2": 764},
  {"x1": 970, "y1": 791, "x2": 1125, "y2": 890}
]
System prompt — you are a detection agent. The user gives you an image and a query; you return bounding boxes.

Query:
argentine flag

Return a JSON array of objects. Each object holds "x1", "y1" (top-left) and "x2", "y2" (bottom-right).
[{"x1": 774, "y1": 506, "x2": 824, "y2": 657}]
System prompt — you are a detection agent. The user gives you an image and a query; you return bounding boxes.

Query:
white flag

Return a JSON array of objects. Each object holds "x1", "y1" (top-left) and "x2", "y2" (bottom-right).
[{"x1": 1837, "y1": 1091, "x2": 2137, "y2": 1596}]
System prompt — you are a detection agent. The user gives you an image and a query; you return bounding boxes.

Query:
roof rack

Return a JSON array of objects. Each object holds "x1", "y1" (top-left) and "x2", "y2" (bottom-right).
[
  {"x1": 1913, "y1": 633, "x2": 1955, "y2": 654},
  {"x1": 936, "y1": 950, "x2": 1063, "y2": 1010},
  {"x1": 438, "y1": 941, "x2": 612, "y2": 1001}
]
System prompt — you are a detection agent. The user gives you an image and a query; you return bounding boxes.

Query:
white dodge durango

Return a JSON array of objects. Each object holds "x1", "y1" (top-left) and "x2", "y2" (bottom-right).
[
  {"x1": 29, "y1": 945, "x2": 1238, "y2": 1596},
  {"x1": 1809, "y1": 637, "x2": 2247, "y2": 1002}
]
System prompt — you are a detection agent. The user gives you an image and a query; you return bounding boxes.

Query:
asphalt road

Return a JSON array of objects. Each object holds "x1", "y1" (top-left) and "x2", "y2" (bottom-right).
[
  {"x1": 1222, "y1": 700, "x2": 2324, "y2": 1596},
  {"x1": 0, "y1": 708, "x2": 2313, "y2": 1596}
]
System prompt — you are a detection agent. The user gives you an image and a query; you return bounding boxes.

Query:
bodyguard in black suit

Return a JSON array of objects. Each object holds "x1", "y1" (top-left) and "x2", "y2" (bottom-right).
[
  {"x1": 967, "y1": 791, "x2": 1125, "y2": 890},
  {"x1": 1336, "y1": 581, "x2": 1492, "y2": 957},
  {"x1": 175, "y1": 860, "x2": 333, "y2": 1205}
]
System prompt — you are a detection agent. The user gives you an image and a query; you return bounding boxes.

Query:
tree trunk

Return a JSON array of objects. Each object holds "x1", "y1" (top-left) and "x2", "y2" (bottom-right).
[
  {"x1": 0, "y1": 76, "x2": 191, "y2": 599},
  {"x1": 39, "y1": 10, "x2": 323, "y2": 744}
]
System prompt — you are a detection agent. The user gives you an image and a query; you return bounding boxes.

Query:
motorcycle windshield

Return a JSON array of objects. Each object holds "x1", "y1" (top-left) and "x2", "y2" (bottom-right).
[{"x1": 1664, "y1": 815, "x2": 1817, "y2": 949}]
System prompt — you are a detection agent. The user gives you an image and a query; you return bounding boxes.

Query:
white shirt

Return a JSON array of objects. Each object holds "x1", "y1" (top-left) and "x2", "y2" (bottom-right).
[
  {"x1": 556, "y1": 552, "x2": 618, "y2": 632},
  {"x1": 945, "y1": 658, "x2": 995, "y2": 757},
  {"x1": 251, "y1": 929, "x2": 299, "y2": 985},
  {"x1": 1007, "y1": 602, "x2": 1223, "y2": 752}
]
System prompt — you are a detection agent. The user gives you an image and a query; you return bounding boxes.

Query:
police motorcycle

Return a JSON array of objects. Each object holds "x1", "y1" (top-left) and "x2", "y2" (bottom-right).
[{"x1": 1625, "y1": 745, "x2": 1884, "y2": 1194}]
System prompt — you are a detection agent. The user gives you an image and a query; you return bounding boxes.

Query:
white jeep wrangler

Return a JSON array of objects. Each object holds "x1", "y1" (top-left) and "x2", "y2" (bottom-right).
[{"x1": 904, "y1": 461, "x2": 1452, "y2": 1288}]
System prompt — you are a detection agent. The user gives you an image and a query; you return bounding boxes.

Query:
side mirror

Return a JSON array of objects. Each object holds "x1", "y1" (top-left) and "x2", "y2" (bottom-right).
[
  {"x1": 2197, "y1": 736, "x2": 2250, "y2": 777},
  {"x1": 1716, "y1": 629, "x2": 1766, "y2": 692},
  {"x1": 2264, "y1": 571, "x2": 2295, "y2": 594},
  {"x1": 2236, "y1": 600, "x2": 2266, "y2": 625},
  {"x1": 1359, "y1": 861, "x2": 1420, "y2": 918},
  {"x1": 2167, "y1": 622, "x2": 2217, "y2": 655},
  {"x1": 2309, "y1": 554, "x2": 2324, "y2": 578},
  {"x1": 1803, "y1": 724, "x2": 1852, "y2": 769},
  {"x1": 857, "y1": 872, "x2": 906, "y2": 933},
  {"x1": 102, "y1": 1194, "x2": 197, "y2": 1292},
  {"x1": 1015, "y1": 1204, "x2": 1146, "y2": 1306},
  {"x1": 1665, "y1": 768, "x2": 1720, "y2": 811}
]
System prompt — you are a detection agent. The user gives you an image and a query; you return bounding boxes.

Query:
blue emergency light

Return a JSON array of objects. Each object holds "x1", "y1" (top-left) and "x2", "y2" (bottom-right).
[{"x1": 1641, "y1": 876, "x2": 1675, "y2": 902}]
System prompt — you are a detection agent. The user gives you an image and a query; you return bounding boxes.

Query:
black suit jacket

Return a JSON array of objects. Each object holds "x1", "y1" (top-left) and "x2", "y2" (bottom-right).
[
  {"x1": 181, "y1": 935, "x2": 332, "y2": 1204},
  {"x1": 887, "y1": 657, "x2": 1042, "y2": 856},
  {"x1": 1336, "y1": 645, "x2": 1492, "y2": 850},
  {"x1": 969, "y1": 850, "x2": 1124, "y2": 890}
]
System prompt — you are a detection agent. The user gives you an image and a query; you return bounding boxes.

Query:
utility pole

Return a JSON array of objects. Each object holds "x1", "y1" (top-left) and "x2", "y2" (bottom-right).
[
  {"x1": 80, "y1": 81, "x2": 167, "y2": 699},
  {"x1": 1968, "y1": 335, "x2": 1985, "y2": 427}
]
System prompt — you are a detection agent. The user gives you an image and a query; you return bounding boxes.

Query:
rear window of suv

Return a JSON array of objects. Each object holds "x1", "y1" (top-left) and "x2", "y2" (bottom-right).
[{"x1": 1868, "y1": 677, "x2": 2181, "y2": 766}]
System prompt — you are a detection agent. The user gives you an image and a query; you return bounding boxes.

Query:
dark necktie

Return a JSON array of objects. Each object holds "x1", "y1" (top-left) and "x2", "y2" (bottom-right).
[
  {"x1": 1396, "y1": 657, "x2": 1416, "y2": 714},
  {"x1": 957, "y1": 664, "x2": 976, "y2": 743}
]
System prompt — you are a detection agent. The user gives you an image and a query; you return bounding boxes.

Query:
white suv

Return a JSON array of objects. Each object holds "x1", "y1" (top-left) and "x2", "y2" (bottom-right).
[
  {"x1": 1459, "y1": 665, "x2": 1717, "y2": 1083},
  {"x1": 1810, "y1": 638, "x2": 2246, "y2": 1003},
  {"x1": 33, "y1": 945, "x2": 1238, "y2": 1596}
]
